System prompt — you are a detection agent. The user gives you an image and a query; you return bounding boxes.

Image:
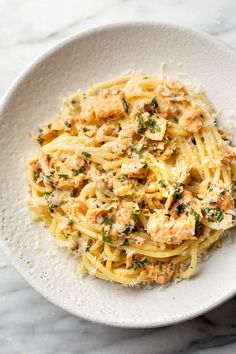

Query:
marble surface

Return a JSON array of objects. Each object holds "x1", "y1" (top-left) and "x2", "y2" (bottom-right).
[{"x1": 1, "y1": 0, "x2": 236, "y2": 353}]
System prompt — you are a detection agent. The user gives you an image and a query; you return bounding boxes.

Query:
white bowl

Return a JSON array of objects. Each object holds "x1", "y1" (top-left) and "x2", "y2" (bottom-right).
[{"x1": 1, "y1": 22, "x2": 236, "y2": 328}]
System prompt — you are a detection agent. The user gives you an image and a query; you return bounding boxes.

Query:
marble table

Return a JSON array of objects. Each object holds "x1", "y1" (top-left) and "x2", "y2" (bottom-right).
[{"x1": 1, "y1": 0, "x2": 236, "y2": 353}]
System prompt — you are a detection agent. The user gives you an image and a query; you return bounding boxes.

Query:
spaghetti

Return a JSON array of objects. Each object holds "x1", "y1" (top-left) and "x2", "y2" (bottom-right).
[{"x1": 27, "y1": 75, "x2": 236, "y2": 286}]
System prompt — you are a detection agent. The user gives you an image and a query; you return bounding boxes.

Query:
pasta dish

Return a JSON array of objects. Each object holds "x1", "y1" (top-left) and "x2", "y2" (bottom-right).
[{"x1": 28, "y1": 75, "x2": 236, "y2": 286}]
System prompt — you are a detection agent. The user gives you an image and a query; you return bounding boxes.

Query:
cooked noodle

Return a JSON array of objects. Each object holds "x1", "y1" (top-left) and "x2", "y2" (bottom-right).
[{"x1": 27, "y1": 75, "x2": 236, "y2": 285}]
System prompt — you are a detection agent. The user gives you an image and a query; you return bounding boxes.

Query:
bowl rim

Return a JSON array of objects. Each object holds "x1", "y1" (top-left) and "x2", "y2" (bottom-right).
[{"x1": 1, "y1": 21, "x2": 236, "y2": 328}]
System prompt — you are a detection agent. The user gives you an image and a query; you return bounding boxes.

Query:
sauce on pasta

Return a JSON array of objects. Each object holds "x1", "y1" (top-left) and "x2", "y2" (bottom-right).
[{"x1": 27, "y1": 75, "x2": 236, "y2": 285}]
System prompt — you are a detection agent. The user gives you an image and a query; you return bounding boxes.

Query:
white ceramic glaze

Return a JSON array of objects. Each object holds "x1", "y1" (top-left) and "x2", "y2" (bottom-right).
[{"x1": 0, "y1": 22, "x2": 236, "y2": 328}]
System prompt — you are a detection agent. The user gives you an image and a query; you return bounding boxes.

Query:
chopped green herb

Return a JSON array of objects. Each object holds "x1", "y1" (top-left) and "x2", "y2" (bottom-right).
[
  {"x1": 204, "y1": 207, "x2": 224, "y2": 222},
  {"x1": 146, "y1": 119, "x2": 161, "y2": 133},
  {"x1": 141, "y1": 178, "x2": 147, "y2": 185},
  {"x1": 129, "y1": 258, "x2": 147, "y2": 270},
  {"x1": 58, "y1": 174, "x2": 69, "y2": 180},
  {"x1": 122, "y1": 239, "x2": 129, "y2": 246},
  {"x1": 158, "y1": 179, "x2": 167, "y2": 187},
  {"x1": 85, "y1": 246, "x2": 90, "y2": 252},
  {"x1": 44, "y1": 191, "x2": 51, "y2": 197},
  {"x1": 132, "y1": 206, "x2": 140, "y2": 222},
  {"x1": 48, "y1": 124, "x2": 52, "y2": 129},
  {"x1": 204, "y1": 207, "x2": 211, "y2": 221},
  {"x1": 140, "y1": 200, "x2": 146, "y2": 208},
  {"x1": 49, "y1": 203, "x2": 58, "y2": 213},
  {"x1": 201, "y1": 137, "x2": 205, "y2": 142},
  {"x1": 81, "y1": 152, "x2": 91, "y2": 159},
  {"x1": 72, "y1": 166, "x2": 84, "y2": 175},
  {"x1": 191, "y1": 210, "x2": 200, "y2": 221},
  {"x1": 103, "y1": 217, "x2": 113, "y2": 226},
  {"x1": 37, "y1": 136, "x2": 44, "y2": 145},
  {"x1": 162, "y1": 138, "x2": 169, "y2": 145},
  {"x1": 101, "y1": 227, "x2": 113, "y2": 244},
  {"x1": 216, "y1": 210, "x2": 224, "y2": 222},
  {"x1": 173, "y1": 182, "x2": 183, "y2": 202},
  {"x1": 45, "y1": 174, "x2": 53, "y2": 185},
  {"x1": 177, "y1": 203, "x2": 189, "y2": 214},
  {"x1": 132, "y1": 147, "x2": 145, "y2": 157},
  {"x1": 33, "y1": 170, "x2": 39, "y2": 182},
  {"x1": 158, "y1": 262, "x2": 162, "y2": 271},
  {"x1": 173, "y1": 117, "x2": 179, "y2": 124},
  {"x1": 176, "y1": 203, "x2": 199, "y2": 225},
  {"x1": 38, "y1": 128, "x2": 43, "y2": 133},
  {"x1": 137, "y1": 114, "x2": 145, "y2": 135},
  {"x1": 122, "y1": 98, "x2": 129, "y2": 113},
  {"x1": 151, "y1": 96, "x2": 158, "y2": 109},
  {"x1": 118, "y1": 175, "x2": 127, "y2": 183},
  {"x1": 174, "y1": 182, "x2": 183, "y2": 193},
  {"x1": 142, "y1": 162, "x2": 149, "y2": 170},
  {"x1": 64, "y1": 121, "x2": 71, "y2": 132},
  {"x1": 123, "y1": 226, "x2": 131, "y2": 235}
]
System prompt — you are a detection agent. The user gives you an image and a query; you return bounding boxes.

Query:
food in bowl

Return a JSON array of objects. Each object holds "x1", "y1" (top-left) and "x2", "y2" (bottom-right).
[{"x1": 27, "y1": 75, "x2": 236, "y2": 286}]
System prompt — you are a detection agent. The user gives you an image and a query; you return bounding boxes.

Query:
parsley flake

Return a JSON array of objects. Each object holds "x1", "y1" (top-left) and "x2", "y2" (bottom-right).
[
  {"x1": 58, "y1": 174, "x2": 69, "y2": 180},
  {"x1": 118, "y1": 175, "x2": 127, "y2": 183},
  {"x1": 73, "y1": 166, "x2": 84, "y2": 175},
  {"x1": 103, "y1": 217, "x2": 113, "y2": 226},
  {"x1": 137, "y1": 114, "x2": 145, "y2": 135},
  {"x1": 101, "y1": 227, "x2": 113, "y2": 244},
  {"x1": 158, "y1": 179, "x2": 167, "y2": 187},
  {"x1": 64, "y1": 121, "x2": 71, "y2": 131},
  {"x1": 173, "y1": 116, "x2": 179, "y2": 124},
  {"x1": 81, "y1": 152, "x2": 91, "y2": 159},
  {"x1": 122, "y1": 239, "x2": 129, "y2": 246},
  {"x1": 151, "y1": 96, "x2": 158, "y2": 109},
  {"x1": 146, "y1": 119, "x2": 161, "y2": 133},
  {"x1": 129, "y1": 258, "x2": 147, "y2": 270}
]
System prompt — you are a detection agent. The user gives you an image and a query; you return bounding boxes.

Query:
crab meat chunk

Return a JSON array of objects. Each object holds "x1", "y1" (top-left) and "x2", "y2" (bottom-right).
[
  {"x1": 139, "y1": 263, "x2": 174, "y2": 284},
  {"x1": 112, "y1": 200, "x2": 139, "y2": 234},
  {"x1": 110, "y1": 138, "x2": 133, "y2": 155},
  {"x1": 222, "y1": 150, "x2": 236, "y2": 163},
  {"x1": 121, "y1": 160, "x2": 148, "y2": 178},
  {"x1": 86, "y1": 203, "x2": 110, "y2": 223},
  {"x1": 101, "y1": 171, "x2": 134, "y2": 196},
  {"x1": 147, "y1": 209, "x2": 196, "y2": 244},
  {"x1": 36, "y1": 116, "x2": 65, "y2": 143},
  {"x1": 93, "y1": 91, "x2": 127, "y2": 120},
  {"x1": 219, "y1": 193, "x2": 234, "y2": 212},
  {"x1": 96, "y1": 122, "x2": 120, "y2": 137},
  {"x1": 180, "y1": 105, "x2": 204, "y2": 133}
]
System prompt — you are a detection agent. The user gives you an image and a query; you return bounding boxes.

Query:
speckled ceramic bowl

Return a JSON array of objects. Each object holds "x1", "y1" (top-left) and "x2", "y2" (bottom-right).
[{"x1": 0, "y1": 22, "x2": 236, "y2": 328}]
